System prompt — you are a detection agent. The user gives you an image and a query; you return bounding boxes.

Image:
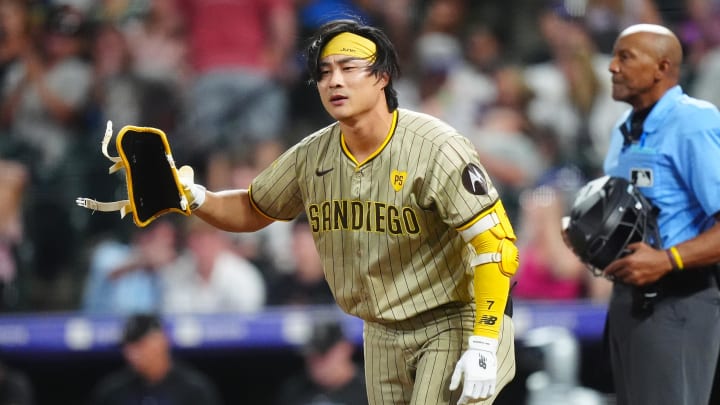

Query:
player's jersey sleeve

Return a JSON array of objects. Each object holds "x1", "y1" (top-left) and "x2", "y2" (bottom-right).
[
  {"x1": 420, "y1": 134, "x2": 500, "y2": 227},
  {"x1": 249, "y1": 145, "x2": 305, "y2": 221}
]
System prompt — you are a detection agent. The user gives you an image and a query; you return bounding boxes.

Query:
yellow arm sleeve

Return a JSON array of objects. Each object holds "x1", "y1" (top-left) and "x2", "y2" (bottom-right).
[
  {"x1": 473, "y1": 262, "x2": 511, "y2": 338},
  {"x1": 461, "y1": 200, "x2": 519, "y2": 338}
]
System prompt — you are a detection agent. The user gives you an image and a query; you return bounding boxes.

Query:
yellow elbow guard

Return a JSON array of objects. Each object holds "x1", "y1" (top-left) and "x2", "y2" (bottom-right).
[
  {"x1": 471, "y1": 238, "x2": 519, "y2": 277},
  {"x1": 462, "y1": 200, "x2": 519, "y2": 277}
]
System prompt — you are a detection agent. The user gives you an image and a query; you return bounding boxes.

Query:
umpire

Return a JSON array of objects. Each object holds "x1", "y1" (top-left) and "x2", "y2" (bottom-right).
[{"x1": 600, "y1": 24, "x2": 720, "y2": 405}]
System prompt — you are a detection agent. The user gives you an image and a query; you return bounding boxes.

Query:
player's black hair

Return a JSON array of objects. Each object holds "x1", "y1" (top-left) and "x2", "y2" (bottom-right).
[
  {"x1": 121, "y1": 313, "x2": 163, "y2": 344},
  {"x1": 305, "y1": 19, "x2": 400, "y2": 112}
]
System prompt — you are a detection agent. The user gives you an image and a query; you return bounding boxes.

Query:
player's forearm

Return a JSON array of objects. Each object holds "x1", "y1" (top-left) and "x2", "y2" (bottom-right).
[
  {"x1": 473, "y1": 264, "x2": 510, "y2": 338},
  {"x1": 194, "y1": 189, "x2": 273, "y2": 233}
]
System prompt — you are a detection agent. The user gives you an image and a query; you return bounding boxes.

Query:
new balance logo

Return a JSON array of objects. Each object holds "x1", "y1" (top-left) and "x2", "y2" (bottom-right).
[
  {"x1": 478, "y1": 315, "x2": 498, "y2": 326},
  {"x1": 479, "y1": 354, "x2": 487, "y2": 369},
  {"x1": 316, "y1": 168, "x2": 334, "y2": 176}
]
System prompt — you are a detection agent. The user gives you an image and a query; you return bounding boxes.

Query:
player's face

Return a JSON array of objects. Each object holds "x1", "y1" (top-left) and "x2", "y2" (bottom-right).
[
  {"x1": 608, "y1": 33, "x2": 662, "y2": 108},
  {"x1": 316, "y1": 55, "x2": 388, "y2": 121},
  {"x1": 122, "y1": 331, "x2": 169, "y2": 378}
]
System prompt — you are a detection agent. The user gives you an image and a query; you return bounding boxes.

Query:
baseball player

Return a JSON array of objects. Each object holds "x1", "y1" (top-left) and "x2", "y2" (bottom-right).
[{"x1": 183, "y1": 19, "x2": 517, "y2": 404}]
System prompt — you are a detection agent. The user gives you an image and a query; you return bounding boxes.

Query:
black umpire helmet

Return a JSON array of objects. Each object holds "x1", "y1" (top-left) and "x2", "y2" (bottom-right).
[{"x1": 564, "y1": 176, "x2": 660, "y2": 273}]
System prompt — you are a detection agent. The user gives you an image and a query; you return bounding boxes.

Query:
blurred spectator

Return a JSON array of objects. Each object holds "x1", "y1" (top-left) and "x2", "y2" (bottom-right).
[
  {"x1": 581, "y1": 0, "x2": 663, "y2": 53},
  {"x1": 523, "y1": 0, "x2": 662, "y2": 60},
  {"x1": 0, "y1": 359, "x2": 33, "y2": 405},
  {"x1": 275, "y1": 317, "x2": 367, "y2": 405},
  {"x1": 468, "y1": 106, "x2": 547, "y2": 222},
  {"x1": 367, "y1": 0, "x2": 415, "y2": 63},
  {"x1": 0, "y1": 160, "x2": 27, "y2": 309},
  {"x1": 512, "y1": 168, "x2": 611, "y2": 302},
  {"x1": 398, "y1": 31, "x2": 497, "y2": 137},
  {"x1": 81, "y1": 21, "x2": 167, "y2": 240},
  {"x1": 88, "y1": 313, "x2": 223, "y2": 405},
  {"x1": 122, "y1": 0, "x2": 187, "y2": 132},
  {"x1": 296, "y1": 0, "x2": 373, "y2": 37},
  {"x1": 88, "y1": 0, "x2": 148, "y2": 26},
  {"x1": 691, "y1": 45, "x2": 720, "y2": 108},
  {"x1": 0, "y1": 4, "x2": 93, "y2": 308},
  {"x1": 175, "y1": 0, "x2": 296, "y2": 190},
  {"x1": 53, "y1": 0, "x2": 94, "y2": 13},
  {"x1": 419, "y1": 0, "x2": 466, "y2": 36},
  {"x1": 678, "y1": 0, "x2": 720, "y2": 71},
  {"x1": 399, "y1": 5, "x2": 510, "y2": 136},
  {"x1": 266, "y1": 216, "x2": 334, "y2": 307},
  {"x1": 80, "y1": 22, "x2": 133, "y2": 235},
  {"x1": 374, "y1": 0, "x2": 417, "y2": 60},
  {"x1": 453, "y1": 58, "x2": 544, "y2": 222},
  {"x1": 465, "y1": 24, "x2": 505, "y2": 76},
  {"x1": 0, "y1": 0, "x2": 32, "y2": 83},
  {"x1": 161, "y1": 217, "x2": 266, "y2": 314},
  {"x1": 513, "y1": 185, "x2": 588, "y2": 300},
  {"x1": 124, "y1": 0, "x2": 188, "y2": 88},
  {"x1": 687, "y1": 0, "x2": 720, "y2": 106},
  {"x1": 652, "y1": 0, "x2": 720, "y2": 73},
  {"x1": 523, "y1": 6, "x2": 625, "y2": 176},
  {"x1": 489, "y1": 63, "x2": 534, "y2": 122},
  {"x1": 88, "y1": 22, "x2": 142, "y2": 130},
  {"x1": 221, "y1": 150, "x2": 296, "y2": 275},
  {"x1": 81, "y1": 219, "x2": 178, "y2": 314},
  {"x1": 0, "y1": 4, "x2": 92, "y2": 179}
]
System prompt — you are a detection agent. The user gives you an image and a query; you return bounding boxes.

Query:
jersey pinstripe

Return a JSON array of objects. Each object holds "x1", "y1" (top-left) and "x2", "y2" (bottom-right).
[{"x1": 250, "y1": 108, "x2": 500, "y2": 322}]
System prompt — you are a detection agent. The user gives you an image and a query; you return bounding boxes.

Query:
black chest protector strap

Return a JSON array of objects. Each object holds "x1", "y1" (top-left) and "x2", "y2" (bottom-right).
[{"x1": 76, "y1": 121, "x2": 191, "y2": 227}]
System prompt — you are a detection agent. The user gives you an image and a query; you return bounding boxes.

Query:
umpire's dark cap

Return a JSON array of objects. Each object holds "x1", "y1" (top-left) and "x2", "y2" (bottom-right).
[
  {"x1": 303, "y1": 319, "x2": 345, "y2": 355},
  {"x1": 121, "y1": 313, "x2": 163, "y2": 345}
]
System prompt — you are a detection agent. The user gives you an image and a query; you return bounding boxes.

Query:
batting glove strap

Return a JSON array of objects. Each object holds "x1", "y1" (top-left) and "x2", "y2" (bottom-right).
[
  {"x1": 449, "y1": 336, "x2": 499, "y2": 405},
  {"x1": 468, "y1": 335, "x2": 498, "y2": 352},
  {"x1": 187, "y1": 184, "x2": 206, "y2": 211},
  {"x1": 178, "y1": 165, "x2": 206, "y2": 211}
]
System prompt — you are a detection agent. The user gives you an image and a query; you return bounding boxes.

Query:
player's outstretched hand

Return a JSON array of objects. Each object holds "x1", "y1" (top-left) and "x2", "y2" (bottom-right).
[
  {"x1": 178, "y1": 165, "x2": 206, "y2": 211},
  {"x1": 449, "y1": 336, "x2": 498, "y2": 404}
]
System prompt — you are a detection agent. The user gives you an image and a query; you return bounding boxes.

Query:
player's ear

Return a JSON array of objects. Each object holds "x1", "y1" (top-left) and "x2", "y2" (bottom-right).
[{"x1": 378, "y1": 72, "x2": 389, "y2": 87}]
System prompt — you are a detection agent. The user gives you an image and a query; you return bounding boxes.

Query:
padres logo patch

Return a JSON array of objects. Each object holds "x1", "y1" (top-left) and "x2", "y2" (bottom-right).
[
  {"x1": 462, "y1": 163, "x2": 487, "y2": 195},
  {"x1": 391, "y1": 170, "x2": 407, "y2": 192}
]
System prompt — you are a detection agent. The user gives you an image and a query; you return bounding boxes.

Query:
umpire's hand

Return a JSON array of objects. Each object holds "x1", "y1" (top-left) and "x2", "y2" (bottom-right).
[
  {"x1": 603, "y1": 241, "x2": 673, "y2": 285},
  {"x1": 450, "y1": 336, "x2": 498, "y2": 404}
]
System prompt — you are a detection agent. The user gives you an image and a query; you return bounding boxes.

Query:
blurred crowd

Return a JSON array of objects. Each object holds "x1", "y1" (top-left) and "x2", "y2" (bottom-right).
[{"x1": 0, "y1": 0, "x2": 719, "y2": 316}]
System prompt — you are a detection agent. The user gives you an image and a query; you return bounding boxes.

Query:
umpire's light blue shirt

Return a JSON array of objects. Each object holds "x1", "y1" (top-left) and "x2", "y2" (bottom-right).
[{"x1": 604, "y1": 85, "x2": 720, "y2": 248}]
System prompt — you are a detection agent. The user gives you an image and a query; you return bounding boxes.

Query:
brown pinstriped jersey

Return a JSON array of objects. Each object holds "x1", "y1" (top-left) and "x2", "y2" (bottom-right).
[{"x1": 250, "y1": 108, "x2": 500, "y2": 322}]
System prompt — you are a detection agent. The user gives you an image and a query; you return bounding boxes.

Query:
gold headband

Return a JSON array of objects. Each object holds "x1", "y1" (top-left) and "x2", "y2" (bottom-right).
[{"x1": 321, "y1": 32, "x2": 376, "y2": 61}]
